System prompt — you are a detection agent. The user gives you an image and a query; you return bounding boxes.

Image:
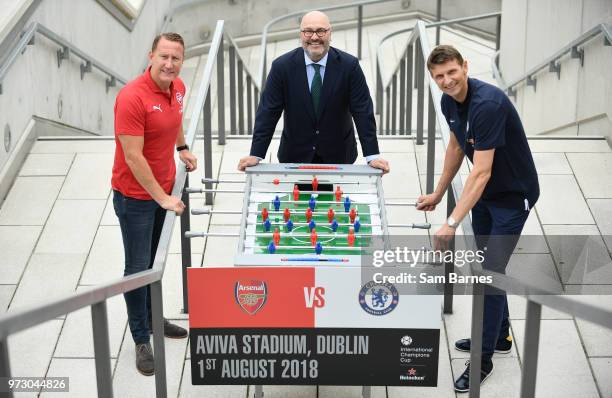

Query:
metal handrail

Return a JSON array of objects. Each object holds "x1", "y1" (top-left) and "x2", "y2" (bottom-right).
[
  {"x1": 256, "y1": 0, "x2": 396, "y2": 89},
  {"x1": 0, "y1": 22, "x2": 128, "y2": 95},
  {"x1": 377, "y1": 12, "x2": 502, "y2": 87},
  {"x1": 406, "y1": 19, "x2": 612, "y2": 397},
  {"x1": 0, "y1": 20, "x2": 226, "y2": 398},
  {"x1": 493, "y1": 22, "x2": 612, "y2": 95}
]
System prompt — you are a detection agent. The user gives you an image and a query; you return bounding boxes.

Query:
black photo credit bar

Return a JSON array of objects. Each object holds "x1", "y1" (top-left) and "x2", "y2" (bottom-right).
[{"x1": 190, "y1": 328, "x2": 439, "y2": 386}]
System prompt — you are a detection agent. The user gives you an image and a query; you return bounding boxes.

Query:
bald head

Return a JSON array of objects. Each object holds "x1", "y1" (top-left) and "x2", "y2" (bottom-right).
[
  {"x1": 300, "y1": 11, "x2": 331, "y2": 30},
  {"x1": 300, "y1": 10, "x2": 332, "y2": 62}
]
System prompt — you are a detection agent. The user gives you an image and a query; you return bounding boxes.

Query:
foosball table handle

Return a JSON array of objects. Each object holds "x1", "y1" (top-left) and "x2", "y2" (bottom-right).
[
  {"x1": 191, "y1": 208, "x2": 211, "y2": 215},
  {"x1": 412, "y1": 223, "x2": 431, "y2": 229}
]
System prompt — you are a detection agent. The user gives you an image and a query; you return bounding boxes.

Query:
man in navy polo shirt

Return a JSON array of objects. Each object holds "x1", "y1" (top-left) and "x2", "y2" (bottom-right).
[{"x1": 417, "y1": 45, "x2": 539, "y2": 392}]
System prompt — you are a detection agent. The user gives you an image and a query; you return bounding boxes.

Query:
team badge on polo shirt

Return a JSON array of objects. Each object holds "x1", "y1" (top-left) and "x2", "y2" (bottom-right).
[{"x1": 176, "y1": 92, "x2": 184, "y2": 113}]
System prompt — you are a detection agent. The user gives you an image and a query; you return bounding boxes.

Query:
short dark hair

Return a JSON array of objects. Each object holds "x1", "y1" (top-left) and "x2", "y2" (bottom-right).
[
  {"x1": 151, "y1": 32, "x2": 185, "y2": 52},
  {"x1": 427, "y1": 45, "x2": 464, "y2": 70}
]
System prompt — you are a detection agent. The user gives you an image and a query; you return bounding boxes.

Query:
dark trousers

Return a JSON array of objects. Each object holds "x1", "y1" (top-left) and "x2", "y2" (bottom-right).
[
  {"x1": 471, "y1": 200, "x2": 530, "y2": 360},
  {"x1": 113, "y1": 190, "x2": 165, "y2": 344}
]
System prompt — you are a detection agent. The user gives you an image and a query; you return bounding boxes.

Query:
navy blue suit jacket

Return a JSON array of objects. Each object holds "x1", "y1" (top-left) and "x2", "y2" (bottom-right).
[{"x1": 249, "y1": 47, "x2": 379, "y2": 163}]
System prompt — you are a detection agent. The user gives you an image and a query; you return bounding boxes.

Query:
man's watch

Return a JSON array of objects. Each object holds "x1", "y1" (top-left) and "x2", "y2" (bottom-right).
[
  {"x1": 446, "y1": 216, "x2": 459, "y2": 229},
  {"x1": 176, "y1": 145, "x2": 189, "y2": 152}
]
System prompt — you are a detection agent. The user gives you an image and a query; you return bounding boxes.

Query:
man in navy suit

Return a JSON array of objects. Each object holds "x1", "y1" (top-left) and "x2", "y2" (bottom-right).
[{"x1": 238, "y1": 11, "x2": 389, "y2": 173}]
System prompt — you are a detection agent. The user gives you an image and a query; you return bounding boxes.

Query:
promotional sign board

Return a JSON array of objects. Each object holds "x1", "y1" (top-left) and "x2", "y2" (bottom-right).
[{"x1": 188, "y1": 267, "x2": 440, "y2": 386}]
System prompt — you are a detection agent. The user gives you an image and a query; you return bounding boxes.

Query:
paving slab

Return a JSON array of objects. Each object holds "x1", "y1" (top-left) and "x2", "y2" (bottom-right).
[
  {"x1": 54, "y1": 288, "x2": 127, "y2": 359},
  {"x1": 514, "y1": 210, "x2": 548, "y2": 254},
  {"x1": 9, "y1": 319, "x2": 63, "y2": 379},
  {"x1": 113, "y1": 320, "x2": 188, "y2": 398},
  {"x1": 179, "y1": 360, "x2": 248, "y2": 397},
  {"x1": 513, "y1": 319, "x2": 600, "y2": 398},
  {"x1": 543, "y1": 225, "x2": 612, "y2": 285},
  {"x1": 248, "y1": 385, "x2": 317, "y2": 398},
  {"x1": 415, "y1": 148, "x2": 470, "y2": 176},
  {"x1": 587, "y1": 198, "x2": 612, "y2": 250},
  {"x1": 0, "y1": 225, "x2": 42, "y2": 284},
  {"x1": 79, "y1": 225, "x2": 124, "y2": 285},
  {"x1": 202, "y1": 225, "x2": 239, "y2": 267},
  {"x1": 0, "y1": 176, "x2": 64, "y2": 225},
  {"x1": 58, "y1": 153, "x2": 113, "y2": 200},
  {"x1": 163, "y1": 253, "x2": 202, "y2": 319},
  {"x1": 42, "y1": 358, "x2": 117, "y2": 398},
  {"x1": 377, "y1": 139, "x2": 415, "y2": 153},
  {"x1": 99, "y1": 192, "x2": 119, "y2": 226},
  {"x1": 35, "y1": 199, "x2": 106, "y2": 254},
  {"x1": 566, "y1": 153, "x2": 612, "y2": 198},
  {"x1": 19, "y1": 153, "x2": 75, "y2": 176},
  {"x1": 30, "y1": 140, "x2": 116, "y2": 154},
  {"x1": 208, "y1": 192, "x2": 244, "y2": 225},
  {"x1": 532, "y1": 152, "x2": 573, "y2": 174},
  {"x1": 382, "y1": 152, "x2": 420, "y2": 198},
  {"x1": 590, "y1": 357, "x2": 612, "y2": 398},
  {"x1": 0, "y1": 284, "x2": 16, "y2": 312},
  {"x1": 571, "y1": 295, "x2": 612, "y2": 357},
  {"x1": 9, "y1": 253, "x2": 85, "y2": 310},
  {"x1": 169, "y1": 208, "x2": 208, "y2": 255},
  {"x1": 535, "y1": 175, "x2": 594, "y2": 225},
  {"x1": 507, "y1": 295, "x2": 573, "y2": 321},
  {"x1": 506, "y1": 253, "x2": 563, "y2": 294},
  {"x1": 527, "y1": 139, "x2": 611, "y2": 153},
  {"x1": 318, "y1": 386, "x2": 386, "y2": 398}
]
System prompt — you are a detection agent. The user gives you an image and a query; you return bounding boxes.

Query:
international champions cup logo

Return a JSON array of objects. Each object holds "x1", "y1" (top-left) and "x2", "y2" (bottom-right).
[{"x1": 235, "y1": 281, "x2": 268, "y2": 315}]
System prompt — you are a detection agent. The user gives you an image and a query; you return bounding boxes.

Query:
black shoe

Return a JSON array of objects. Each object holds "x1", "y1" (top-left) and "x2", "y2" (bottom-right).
[
  {"x1": 455, "y1": 336, "x2": 512, "y2": 354},
  {"x1": 454, "y1": 359, "x2": 494, "y2": 393},
  {"x1": 135, "y1": 342, "x2": 154, "y2": 376},
  {"x1": 149, "y1": 318, "x2": 188, "y2": 339}
]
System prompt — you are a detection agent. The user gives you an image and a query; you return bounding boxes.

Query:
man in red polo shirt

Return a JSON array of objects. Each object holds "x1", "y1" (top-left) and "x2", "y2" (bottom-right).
[{"x1": 112, "y1": 32, "x2": 196, "y2": 376}]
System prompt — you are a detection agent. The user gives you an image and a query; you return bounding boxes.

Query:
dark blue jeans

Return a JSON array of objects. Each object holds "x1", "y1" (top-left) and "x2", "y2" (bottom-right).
[
  {"x1": 113, "y1": 190, "x2": 165, "y2": 344},
  {"x1": 471, "y1": 200, "x2": 530, "y2": 361}
]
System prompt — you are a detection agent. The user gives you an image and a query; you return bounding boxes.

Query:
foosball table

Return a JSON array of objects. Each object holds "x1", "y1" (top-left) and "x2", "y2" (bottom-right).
[
  {"x1": 186, "y1": 163, "x2": 431, "y2": 266},
  {"x1": 183, "y1": 163, "x2": 441, "y2": 397}
]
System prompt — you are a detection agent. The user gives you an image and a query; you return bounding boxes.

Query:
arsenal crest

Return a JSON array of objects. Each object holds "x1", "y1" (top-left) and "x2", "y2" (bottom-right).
[{"x1": 235, "y1": 280, "x2": 268, "y2": 315}]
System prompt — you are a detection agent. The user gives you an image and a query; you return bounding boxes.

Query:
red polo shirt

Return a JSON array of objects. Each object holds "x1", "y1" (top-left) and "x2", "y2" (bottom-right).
[{"x1": 111, "y1": 67, "x2": 185, "y2": 200}]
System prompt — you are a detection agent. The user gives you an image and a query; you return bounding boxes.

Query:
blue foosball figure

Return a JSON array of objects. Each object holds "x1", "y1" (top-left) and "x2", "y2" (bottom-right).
[
  {"x1": 315, "y1": 242, "x2": 323, "y2": 255},
  {"x1": 273, "y1": 195, "x2": 281, "y2": 211},
  {"x1": 263, "y1": 219, "x2": 271, "y2": 232},
  {"x1": 344, "y1": 196, "x2": 351, "y2": 212},
  {"x1": 331, "y1": 219, "x2": 339, "y2": 232},
  {"x1": 286, "y1": 219, "x2": 294, "y2": 232},
  {"x1": 309, "y1": 220, "x2": 316, "y2": 232},
  {"x1": 268, "y1": 242, "x2": 276, "y2": 253},
  {"x1": 308, "y1": 195, "x2": 316, "y2": 211}
]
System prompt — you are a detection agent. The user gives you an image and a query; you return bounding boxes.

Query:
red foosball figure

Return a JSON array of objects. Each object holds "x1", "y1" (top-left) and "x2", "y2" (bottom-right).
[
  {"x1": 305, "y1": 208, "x2": 313, "y2": 222},
  {"x1": 349, "y1": 208, "x2": 357, "y2": 224},
  {"x1": 347, "y1": 228, "x2": 356, "y2": 247},
  {"x1": 327, "y1": 208, "x2": 335, "y2": 223},
  {"x1": 310, "y1": 228, "x2": 318, "y2": 246},
  {"x1": 312, "y1": 176, "x2": 319, "y2": 192},
  {"x1": 293, "y1": 185, "x2": 300, "y2": 201},
  {"x1": 273, "y1": 228, "x2": 281, "y2": 246},
  {"x1": 335, "y1": 186, "x2": 343, "y2": 201}
]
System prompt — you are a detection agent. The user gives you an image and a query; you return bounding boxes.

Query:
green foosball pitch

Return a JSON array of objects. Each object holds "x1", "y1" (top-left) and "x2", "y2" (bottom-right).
[{"x1": 254, "y1": 193, "x2": 373, "y2": 255}]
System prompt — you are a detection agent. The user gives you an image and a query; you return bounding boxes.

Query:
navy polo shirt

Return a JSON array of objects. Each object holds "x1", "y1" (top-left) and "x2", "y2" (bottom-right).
[{"x1": 441, "y1": 78, "x2": 539, "y2": 209}]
